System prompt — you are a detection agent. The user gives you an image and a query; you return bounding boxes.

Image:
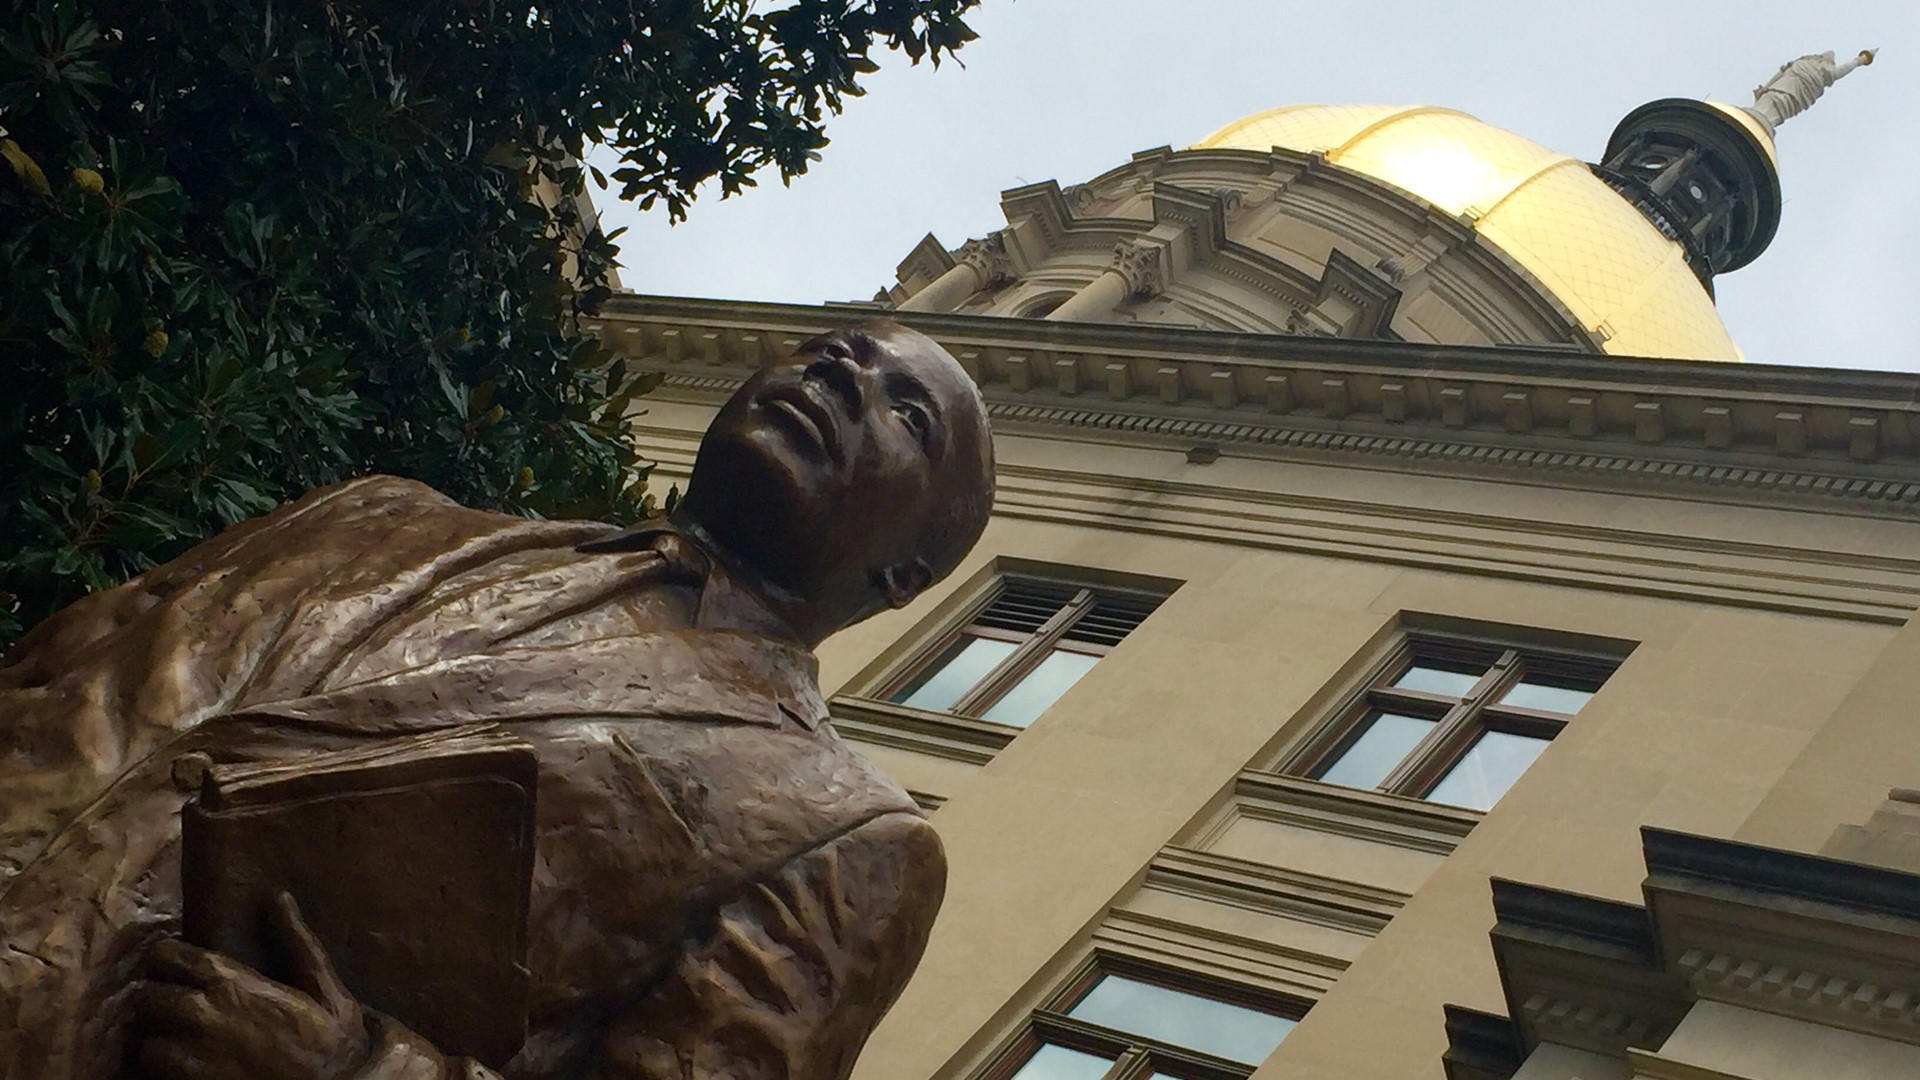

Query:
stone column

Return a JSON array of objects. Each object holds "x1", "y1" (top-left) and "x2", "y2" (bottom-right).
[
  {"x1": 1046, "y1": 240, "x2": 1165, "y2": 322},
  {"x1": 897, "y1": 234, "x2": 1013, "y2": 312}
]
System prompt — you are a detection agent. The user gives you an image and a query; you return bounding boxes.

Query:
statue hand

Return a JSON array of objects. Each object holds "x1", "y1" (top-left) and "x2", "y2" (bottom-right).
[{"x1": 135, "y1": 893, "x2": 372, "y2": 1080}]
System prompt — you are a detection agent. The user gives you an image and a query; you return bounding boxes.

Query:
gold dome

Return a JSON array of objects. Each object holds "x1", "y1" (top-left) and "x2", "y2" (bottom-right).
[{"x1": 1194, "y1": 104, "x2": 1742, "y2": 362}]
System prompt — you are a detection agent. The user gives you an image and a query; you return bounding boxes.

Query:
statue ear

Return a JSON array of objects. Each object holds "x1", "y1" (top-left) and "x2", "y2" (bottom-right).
[{"x1": 876, "y1": 558, "x2": 934, "y2": 609}]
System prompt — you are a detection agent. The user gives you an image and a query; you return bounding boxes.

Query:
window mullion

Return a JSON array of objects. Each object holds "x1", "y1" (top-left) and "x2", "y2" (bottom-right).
[
  {"x1": 1029, "y1": 1011, "x2": 1143, "y2": 1057},
  {"x1": 1480, "y1": 705, "x2": 1573, "y2": 734},
  {"x1": 1368, "y1": 687, "x2": 1464, "y2": 714},
  {"x1": 1378, "y1": 698, "x2": 1479, "y2": 793},
  {"x1": 1377, "y1": 650, "x2": 1525, "y2": 793},
  {"x1": 1467, "y1": 650, "x2": 1523, "y2": 705},
  {"x1": 952, "y1": 589, "x2": 1096, "y2": 715},
  {"x1": 1104, "y1": 1049, "x2": 1154, "y2": 1080}
]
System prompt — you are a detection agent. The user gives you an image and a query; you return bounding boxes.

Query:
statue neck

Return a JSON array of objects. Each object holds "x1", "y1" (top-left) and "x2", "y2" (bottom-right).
[{"x1": 668, "y1": 511, "x2": 828, "y2": 648}]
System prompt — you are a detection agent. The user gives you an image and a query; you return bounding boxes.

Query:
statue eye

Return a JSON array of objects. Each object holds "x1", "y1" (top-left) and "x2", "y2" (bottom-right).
[{"x1": 893, "y1": 402, "x2": 930, "y2": 444}]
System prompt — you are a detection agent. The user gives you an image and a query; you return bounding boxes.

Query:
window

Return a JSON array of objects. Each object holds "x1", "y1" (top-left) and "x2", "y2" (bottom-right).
[
  {"x1": 1293, "y1": 636, "x2": 1617, "y2": 811},
  {"x1": 1017, "y1": 294, "x2": 1069, "y2": 318},
  {"x1": 991, "y1": 964, "x2": 1303, "y2": 1080},
  {"x1": 887, "y1": 578, "x2": 1166, "y2": 729}
]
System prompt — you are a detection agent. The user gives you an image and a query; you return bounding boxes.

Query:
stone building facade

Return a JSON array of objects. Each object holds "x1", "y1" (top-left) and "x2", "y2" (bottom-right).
[{"x1": 588, "y1": 50, "x2": 1909, "y2": 1080}]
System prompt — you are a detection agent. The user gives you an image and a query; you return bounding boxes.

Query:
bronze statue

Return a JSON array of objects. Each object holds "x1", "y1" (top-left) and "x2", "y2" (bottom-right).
[{"x1": 0, "y1": 320, "x2": 994, "y2": 1079}]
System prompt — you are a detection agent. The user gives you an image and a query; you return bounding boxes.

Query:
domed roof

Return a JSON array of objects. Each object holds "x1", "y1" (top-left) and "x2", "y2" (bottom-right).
[{"x1": 1194, "y1": 105, "x2": 1742, "y2": 362}]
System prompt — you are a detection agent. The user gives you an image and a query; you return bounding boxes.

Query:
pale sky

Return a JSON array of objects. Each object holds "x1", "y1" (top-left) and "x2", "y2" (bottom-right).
[{"x1": 589, "y1": 0, "x2": 1916, "y2": 371}]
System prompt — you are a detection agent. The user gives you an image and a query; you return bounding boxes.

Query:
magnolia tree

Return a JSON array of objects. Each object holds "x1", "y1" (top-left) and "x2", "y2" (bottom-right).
[{"x1": 0, "y1": 0, "x2": 979, "y2": 648}]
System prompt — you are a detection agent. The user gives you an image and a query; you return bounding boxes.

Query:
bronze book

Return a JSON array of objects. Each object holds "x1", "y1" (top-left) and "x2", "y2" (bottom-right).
[{"x1": 181, "y1": 723, "x2": 539, "y2": 1068}]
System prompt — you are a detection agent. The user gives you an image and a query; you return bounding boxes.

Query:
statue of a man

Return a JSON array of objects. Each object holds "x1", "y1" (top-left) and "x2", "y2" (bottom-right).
[
  {"x1": 0, "y1": 320, "x2": 994, "y2": 1080},
  {"x1": 1749, "y1": 49, "x2": 1876, "y2": 132}
]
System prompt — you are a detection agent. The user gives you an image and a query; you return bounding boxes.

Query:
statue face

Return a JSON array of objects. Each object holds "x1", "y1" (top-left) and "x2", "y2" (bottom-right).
[{"x1": 681, "y1": 321, "x2": 991, "y2": 632}]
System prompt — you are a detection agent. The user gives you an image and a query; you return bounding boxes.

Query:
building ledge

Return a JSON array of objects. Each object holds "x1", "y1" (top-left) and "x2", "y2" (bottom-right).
[
  {"x1": 825, "y1": 695, "x2": 1019, "y2": 767},
  {"x1": 590, "y1": 295, "x2": 1920, "y2": 520}
]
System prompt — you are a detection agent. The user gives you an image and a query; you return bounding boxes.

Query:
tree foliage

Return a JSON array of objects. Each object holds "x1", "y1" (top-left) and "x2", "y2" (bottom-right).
[{"x1": 0, "y1": 0, "x2": 979, "y2": 649}]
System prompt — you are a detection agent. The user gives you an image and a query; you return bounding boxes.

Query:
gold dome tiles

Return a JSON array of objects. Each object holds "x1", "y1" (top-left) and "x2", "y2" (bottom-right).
[
  {"x1": 1194, "y1": 104, "x2": 1408, "y2": 156},
  {"x1": 1602, "y1": 252, "x2": 1742, "y2": 361},
  {"x1": 1329, "y1": 109, "x2": 1567, "y2": 219}
]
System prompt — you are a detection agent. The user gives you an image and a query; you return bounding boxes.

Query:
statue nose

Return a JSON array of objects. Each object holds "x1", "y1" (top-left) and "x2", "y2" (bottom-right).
[{"x1": 804, "y1": 351, "x2": 865, "y2": 415}]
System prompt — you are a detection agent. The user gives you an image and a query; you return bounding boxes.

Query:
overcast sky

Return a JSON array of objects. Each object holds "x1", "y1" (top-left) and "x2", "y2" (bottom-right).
[{"x1": 588, "y1": 0, "x2": 1915, "y2": 371}]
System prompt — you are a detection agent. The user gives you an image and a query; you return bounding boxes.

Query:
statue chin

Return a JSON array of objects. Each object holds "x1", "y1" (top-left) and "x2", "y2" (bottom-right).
[{"x1": 686, "y1": 428, "x2": 827, "y2": 559}]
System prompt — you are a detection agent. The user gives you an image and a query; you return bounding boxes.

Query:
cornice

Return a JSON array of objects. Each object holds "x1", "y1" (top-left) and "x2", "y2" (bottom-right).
[
  {"x1": 589, "y1": 297, "x2": 1920, "y2": 528},
  {"x1": 1674, "y1": 946, "x2": 1920, "y2": 1039},
  {"x1": 894, "y1": 231, "x2": 955, "y2": 289},
  {"x1": 1451, "y1": 827, "x2": 1920, "y2": 1078},
  {"x1": 1443, "y1": 1005, "x2": 1525, "y2": 1080},
  {"x1": 1488, "y1": 879, "x2": 1687, "y2": 1058},
  {"x1": 625, "y1": 380, "x2": 1920, "y2": 624},
  {"x1": 1642, "y1": 826, "x2": 1920, "y2": 920},
  {"x1": 1643, "y1": 827, "x2": 1920, "y2": 1047}
]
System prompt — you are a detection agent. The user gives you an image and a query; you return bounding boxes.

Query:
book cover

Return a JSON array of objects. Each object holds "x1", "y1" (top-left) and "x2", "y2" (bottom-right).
[{"x1": 181, "y1": 723, "x2": 539, "y2": 1067}]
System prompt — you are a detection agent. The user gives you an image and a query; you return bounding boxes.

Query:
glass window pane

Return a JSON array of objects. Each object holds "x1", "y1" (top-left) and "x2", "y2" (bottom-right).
[
  {"x1": 1498, "y1": 678, "x2": 1597, "y2": 715},
  {"x1": 981, "y1": 649, "x2": 1102, "y2": 728},
  {"x1": 1067, "y1": 974, "x2": 1297, "y2": 1065},
  {"x1": 892, "y1": 635, "x2": 1017, "y2": 712},
  {"x1": 1315, "y1": 712, "x2": 1438, "y2": 790},
  {"x1": 1007, "y1": 1043, "x2": 1113, "y2": 1080},
  {"x1": 1390, "y1": 662, "x2": 1485, "y2": 697},
  {"x1": 1425, "y1": 730, "x2": 1552, "y2": 811}
]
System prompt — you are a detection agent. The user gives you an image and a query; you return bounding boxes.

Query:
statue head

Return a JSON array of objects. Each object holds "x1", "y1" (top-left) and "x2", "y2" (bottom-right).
[{"x1": 676, "y1": 320, "x2": 994, "y2": 644}]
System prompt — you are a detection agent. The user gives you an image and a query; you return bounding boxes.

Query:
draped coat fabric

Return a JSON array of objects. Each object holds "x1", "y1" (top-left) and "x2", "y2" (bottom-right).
[{"x1": 0, "y1": 476, "x2": 945, "y2": 1080}]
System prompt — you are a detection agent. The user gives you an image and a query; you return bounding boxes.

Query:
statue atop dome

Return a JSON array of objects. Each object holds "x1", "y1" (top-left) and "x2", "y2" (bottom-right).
[{"x1": 1747, "y1": 49, "x2": 1877, "y2": 134}]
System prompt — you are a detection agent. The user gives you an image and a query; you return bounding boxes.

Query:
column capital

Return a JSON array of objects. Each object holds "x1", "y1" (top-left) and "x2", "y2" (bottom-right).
[
  {"x1": 1109, "y1": 239, "x2": 1166, "y2": 297},
  {"x1": 956, "y1": 232, "x2": 1016, "y2": 286}
]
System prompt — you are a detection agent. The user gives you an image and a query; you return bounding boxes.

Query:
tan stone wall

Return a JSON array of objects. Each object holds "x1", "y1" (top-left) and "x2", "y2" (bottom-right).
[{"x1": 630, "y1": 390, "x2": 1920, "y2": 1080}]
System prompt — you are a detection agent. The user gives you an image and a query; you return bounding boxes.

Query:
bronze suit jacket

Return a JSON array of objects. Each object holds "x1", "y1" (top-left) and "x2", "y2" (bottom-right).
[{"x1": 0, "y1": 477, "x2": 944, "y2": 1080}]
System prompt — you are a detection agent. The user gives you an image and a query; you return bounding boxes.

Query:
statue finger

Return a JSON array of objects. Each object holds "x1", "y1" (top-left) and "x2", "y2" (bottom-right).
[
  {"x1": 268, "y1": 890, "x2": 352, "y2": 1011},
  {"x1": 130, "y1": 982, "x2": 217, "y2": 1032},
  {"x1": 145, "y1": 939, "x2": 232, "y2": 990}
]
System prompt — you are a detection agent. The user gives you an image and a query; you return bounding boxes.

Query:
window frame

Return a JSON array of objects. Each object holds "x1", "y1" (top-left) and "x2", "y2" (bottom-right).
[
  {"x1": 880, "y1": 578, "x2": 1138, "y2": 722},
  {"x1": 1288, "y1": 632, "x2": 1619, "y2": 806},
  {"x1": 978, "y1": 955, "x2": 1307, "y2": 1080}
]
